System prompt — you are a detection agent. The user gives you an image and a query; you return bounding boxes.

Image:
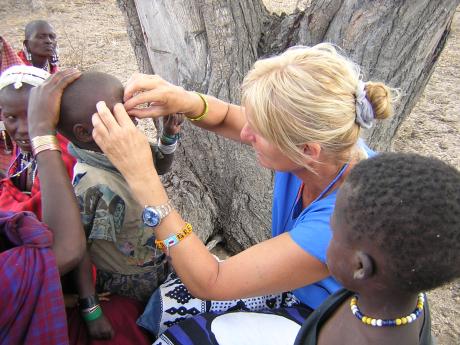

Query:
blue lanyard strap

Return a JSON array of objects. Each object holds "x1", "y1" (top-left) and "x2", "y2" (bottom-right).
[{"x1": 314, "y1": 162, "x2": 349, "y2": 202}]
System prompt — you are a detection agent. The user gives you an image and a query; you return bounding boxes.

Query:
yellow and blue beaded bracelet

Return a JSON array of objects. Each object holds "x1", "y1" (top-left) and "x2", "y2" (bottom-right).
[{"x1": 155, "y1": 222, "x2": 193, "y2": 252}]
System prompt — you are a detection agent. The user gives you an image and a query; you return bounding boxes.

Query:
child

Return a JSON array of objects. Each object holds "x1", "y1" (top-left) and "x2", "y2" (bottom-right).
[
  {"x1": 294, "y1": 152, "x2": 460, "y2": 345},
  {"x1": 0, "y1": 65, "x2": 75, "y2": 218},
  {"x1": 57, "y1": 71, "x2": 182, "y2": 339}
]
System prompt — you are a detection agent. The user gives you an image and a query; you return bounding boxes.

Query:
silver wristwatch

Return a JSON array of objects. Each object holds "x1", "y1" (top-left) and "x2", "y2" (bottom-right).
[{"x1": 141, "y1": 200, "x2": 174, "y2": 227}]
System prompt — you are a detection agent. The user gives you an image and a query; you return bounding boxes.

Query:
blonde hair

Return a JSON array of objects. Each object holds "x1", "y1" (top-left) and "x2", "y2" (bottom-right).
[{"x1": 241, "y1": 43, "x2": 395, "y2": 169}]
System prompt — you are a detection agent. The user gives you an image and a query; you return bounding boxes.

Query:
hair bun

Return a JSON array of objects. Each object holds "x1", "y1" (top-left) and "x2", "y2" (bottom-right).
[{"x1": 365, "y1": 82, "x2": 394, "y2": 120}]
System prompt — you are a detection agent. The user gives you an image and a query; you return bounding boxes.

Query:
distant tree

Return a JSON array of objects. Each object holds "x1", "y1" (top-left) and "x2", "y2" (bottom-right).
[{"x1": 117, "y1": 0, "x2": 459, "y2": 252}]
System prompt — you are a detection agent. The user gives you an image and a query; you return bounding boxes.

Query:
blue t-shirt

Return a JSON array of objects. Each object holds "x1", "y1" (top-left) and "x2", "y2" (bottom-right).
[{"x1": 272, "y1": 142, "x2": 375, "y2": 309}]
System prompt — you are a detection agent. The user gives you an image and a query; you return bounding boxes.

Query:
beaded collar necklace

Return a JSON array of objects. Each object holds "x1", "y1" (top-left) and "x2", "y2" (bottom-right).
[
  {"x1": 41, "y1": 59, "x2": 50, "y2": 73},
  {"x1": 350, "y1": 293, "x2": 425, "y2": 327},
  {"x1": 7, "y1": 151, "x2": 38, "y2": 185}
]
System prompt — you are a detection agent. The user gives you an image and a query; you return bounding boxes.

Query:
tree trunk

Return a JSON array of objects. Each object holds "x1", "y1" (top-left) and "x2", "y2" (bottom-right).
[{"x1": 117, "y1": 0, "x2": 459, "y2": 253}]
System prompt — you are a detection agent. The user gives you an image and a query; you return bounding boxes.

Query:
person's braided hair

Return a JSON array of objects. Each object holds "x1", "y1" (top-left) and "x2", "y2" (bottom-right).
[{"x1": 341, "y1": 153, "x2": 460, "y2": 292}]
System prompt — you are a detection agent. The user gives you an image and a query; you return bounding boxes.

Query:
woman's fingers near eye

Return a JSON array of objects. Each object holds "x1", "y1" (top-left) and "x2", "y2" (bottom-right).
[
  {"x1": 92, "y1": 113, "x2": 109, "y2": 141},
  {"x1": 113, "y1": 103, "x2": 135, "y2": 128},
  {"x1": 96, "y1": 101, "x2": 119, "y2": 132}
]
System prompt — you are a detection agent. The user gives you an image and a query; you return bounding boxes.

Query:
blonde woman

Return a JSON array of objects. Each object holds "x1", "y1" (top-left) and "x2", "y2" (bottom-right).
[{"x1": 89, "y1": 44, "x2": 395, "y2": 344}]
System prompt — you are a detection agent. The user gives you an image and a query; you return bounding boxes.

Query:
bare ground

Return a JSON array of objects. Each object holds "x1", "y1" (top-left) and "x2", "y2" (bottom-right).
[{"x1": 1, "y1": 1, "x2": 458, "y2": 344}]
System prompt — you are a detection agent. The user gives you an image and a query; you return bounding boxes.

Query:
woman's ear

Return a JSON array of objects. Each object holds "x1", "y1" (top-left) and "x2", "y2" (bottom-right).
[
  {"x1": 353, "y1": 251, "x2": 374, "y2": 280},
  {"x1": 302, "y1": 143, "x2": 322, "y2": 161},
  {"x1": 73, "y1": 124, "x2": 93, "y2": 143}
]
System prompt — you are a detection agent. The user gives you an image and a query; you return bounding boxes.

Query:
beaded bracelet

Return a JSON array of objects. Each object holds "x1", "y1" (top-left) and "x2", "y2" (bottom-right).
[
  {"x1": 78, "y1": 294, "x2": 100, "y2": 310},
  {"x1": 81, "y1": 304, "x2": 103, "y2": 322},
  {"x1": 155, "y1": 222, "x2": 193, "y2": 252},
  {"x1": 79, "y1": 294, "x2": 103, "y2": 323},
  {"x1": 187, "y1": 93, "x2": 208, "y2": 122},
  {"x1": 158, "y1": 141, "x2": 178, "y2": 155},
  {"x1": 160, "y1": 132, "x2": 180, "y2": 145}
]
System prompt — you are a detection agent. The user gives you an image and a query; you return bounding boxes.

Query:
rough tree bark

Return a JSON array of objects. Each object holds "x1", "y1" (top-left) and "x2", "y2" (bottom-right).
[{"x1": 117, "y1": 0, "x2": 459, "y2": 253}]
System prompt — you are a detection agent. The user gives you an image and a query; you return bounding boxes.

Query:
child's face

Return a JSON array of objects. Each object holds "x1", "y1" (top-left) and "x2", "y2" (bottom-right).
[{"x1": 0, "y1": 87, "x2": 32, "y2": 153}]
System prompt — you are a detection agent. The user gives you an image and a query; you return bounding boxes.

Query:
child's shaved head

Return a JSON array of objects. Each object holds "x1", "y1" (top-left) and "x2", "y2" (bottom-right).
[{"x1": 58, "y1": 71, "x2": 123, "y2": 151}]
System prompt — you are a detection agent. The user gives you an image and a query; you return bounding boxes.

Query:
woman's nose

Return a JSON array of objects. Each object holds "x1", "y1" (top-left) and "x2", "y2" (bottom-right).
[{"x1": 17, "y1": 119, "x2": 29, "y2": 135}]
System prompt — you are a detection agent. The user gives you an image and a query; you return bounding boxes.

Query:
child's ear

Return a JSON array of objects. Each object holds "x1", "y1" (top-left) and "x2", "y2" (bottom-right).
[
  {"x1": 353, "y1": 251, "x2": 374, "y2": 280},
  {"x1": 73, "y1": 124, "x2": 93, "y2": 143}
]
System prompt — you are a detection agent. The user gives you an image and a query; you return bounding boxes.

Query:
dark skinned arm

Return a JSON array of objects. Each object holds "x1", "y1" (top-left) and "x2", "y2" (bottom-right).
[
  {"x1": 27, "y1": 69, "x2": 85, "y2": 274},
  {"x1": 154, "y1": 113, "x2": 183, "y2": 175},
  {"x1": 73, "y1": 250, "x2": 115, "y2": 339},
  {"x1": 153, "y1": 149, "x2": 174, "y2": 175}
]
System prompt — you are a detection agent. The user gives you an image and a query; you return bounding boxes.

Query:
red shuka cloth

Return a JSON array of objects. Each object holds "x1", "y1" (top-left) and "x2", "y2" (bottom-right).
[
  {"x1": 67, "y1": 295, "x2": 152, "y2": 345},
  {"x1": 17, "y1": 50, "x2": 59, "y2": 74},
  {"x1": 0, "y1": 134, "x2": 76, "y2": 220},
  {"x1": 0, "y1": 36, "x2": 24, "y2": 73},
  {"x1": 0, "y1": 211, "x2": 69, "y2": 345}
]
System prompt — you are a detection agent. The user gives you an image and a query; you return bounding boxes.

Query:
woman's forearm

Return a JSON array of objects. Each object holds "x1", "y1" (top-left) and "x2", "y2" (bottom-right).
[
  {"x1": 127, "y1": 176, "x2": 221, "y2": 298},
  {"x1": 184, "y1": 93, "x2": 247, "y2": 142}
]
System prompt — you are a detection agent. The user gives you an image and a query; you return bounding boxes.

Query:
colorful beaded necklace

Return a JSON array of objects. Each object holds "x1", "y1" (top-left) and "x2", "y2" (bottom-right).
[
  {"x1": 350, "y1": 293, "x2": 425, "y2": 327},
  {"x1": 7, "y1": 151, "x2": 37, "y2": 185}
]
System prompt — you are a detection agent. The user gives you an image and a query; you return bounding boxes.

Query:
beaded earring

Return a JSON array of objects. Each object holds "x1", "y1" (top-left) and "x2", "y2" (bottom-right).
[
  {"x1": 22, "y1": 44, "x2": 32, "y2": 62},
  {"x1": 50, "y1": 45, "x2": 59, "y2": 66}
]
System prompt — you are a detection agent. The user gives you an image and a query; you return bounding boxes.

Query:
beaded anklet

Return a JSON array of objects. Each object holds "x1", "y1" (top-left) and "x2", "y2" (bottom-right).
[{"x1": 350, "y1": 293, "x2": 424, "y2": 327}]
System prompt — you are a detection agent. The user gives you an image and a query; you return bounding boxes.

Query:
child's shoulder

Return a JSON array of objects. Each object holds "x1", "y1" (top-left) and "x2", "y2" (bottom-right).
[
  {"x1": 295, "y1": 290, "x2": 433, "y2": 345},
  {"x1": 294, "y1": 289, "x2": 351, "y2": 345}
]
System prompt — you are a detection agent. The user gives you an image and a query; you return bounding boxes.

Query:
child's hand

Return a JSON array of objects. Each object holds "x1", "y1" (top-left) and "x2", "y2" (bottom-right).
[
  {"x1": 86, "y1": 314, "x2": 115, "y2": 340},
  {"x1": 163, "y1": 113, "x2": 184, "y2": 136},
  {"x1": 97, "y1": 291, "x2": 111, "y2": 302}
]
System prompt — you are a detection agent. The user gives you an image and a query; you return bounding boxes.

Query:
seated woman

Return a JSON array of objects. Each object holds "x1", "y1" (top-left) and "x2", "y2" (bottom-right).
[
  {"x1": 90, "y1": 43, "x2": 397, "y2": 343},
  {"x1": 157, "y1": 153, "x2": 460, "y2": 345},
  {"x1": 18, "y1": 20, "x2": 59, "y2": 74},
  {"x1": 0, "y1": 69, "x2": 85, "y2": 345},
  {"x1": 0, "y1": 65, "x2": 75, "y2": 219}
]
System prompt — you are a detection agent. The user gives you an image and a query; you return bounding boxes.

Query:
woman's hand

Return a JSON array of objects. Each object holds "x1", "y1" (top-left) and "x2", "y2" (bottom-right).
[
  {"x1": 123, "y1": 73, "x2": 203, "y2": 119},
  {"x1": 28, "y1": 68, "x2": 81, "y2": 137},
  {"x1": 92, "y1": 101, "x2": 157, "y2": 185}
]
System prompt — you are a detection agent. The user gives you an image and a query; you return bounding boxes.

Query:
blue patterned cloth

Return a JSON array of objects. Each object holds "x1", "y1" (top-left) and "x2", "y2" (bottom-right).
[
  {"x1": 151, "y1": 303, "x2": 312, "y2": 345},
  {"x1": 137, "y1": 272, "x2": 310, "y2": 338}
]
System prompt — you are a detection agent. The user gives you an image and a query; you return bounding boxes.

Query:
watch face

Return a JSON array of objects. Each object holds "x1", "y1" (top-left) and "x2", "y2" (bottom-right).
[{"x1": 143, "y1": 207, "x2": 161, "y2": 227}]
